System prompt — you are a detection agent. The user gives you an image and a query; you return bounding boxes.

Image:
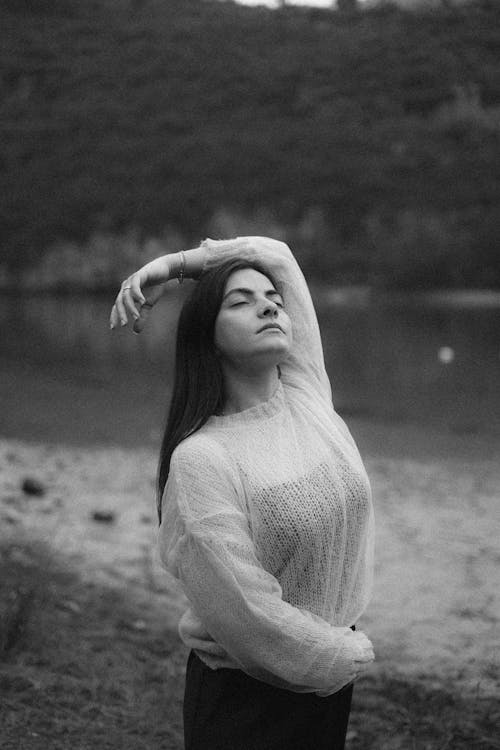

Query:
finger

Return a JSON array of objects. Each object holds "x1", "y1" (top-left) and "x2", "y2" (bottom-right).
[
  {"x1": 133, "y1": 303, "x2": 153, "y2": 334},
  {"x1": 357, "y1": 644, "x2": 375, "y2": 657},
  {"x1": 350, "y1": 633, "x2": 372, "y2": 650},
  {"x1": 353, "y1": 650, "x2": 375, "y2": 664},
  {"x1": 353, "y1": 657, "x2": 374, "y2": 667},
  {"x1": 143, "y1": 282, "x2": 167, "y2": 308},
  {"x1": 122, "y1": 287, "x2": 141, "y2": 321},
  {"x1": 110, "y1": 304, "x2": 119, "y2": 329},
  {"x1": 133, "y1": 282, "x2": 167, "y2": 333},
  {"x1": 130, "y1": 277, "x2": 146, "y2": 306},
  {"x1": 353, "y1": 657, "x2": 372, "y2": 666},
  {"x1": 115, "y1": 291, "x2": 128, "y2": 326}
]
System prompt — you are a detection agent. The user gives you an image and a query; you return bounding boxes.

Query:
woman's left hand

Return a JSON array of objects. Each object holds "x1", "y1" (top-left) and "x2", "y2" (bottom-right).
[
  {"x1": 109, "y1": 253, "x2": 176, "y2": 332},
  {"x1": 110, "y1": 275, "x2": 167, "y2": 333}
]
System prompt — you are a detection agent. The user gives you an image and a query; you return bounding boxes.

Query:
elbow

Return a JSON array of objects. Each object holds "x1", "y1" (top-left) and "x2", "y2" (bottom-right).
[
  {"x1": 249, "y1": 236, "x2": 294, "y2": 262},
  {"x1": 252, "y1": 237, "x2": 298, "y2": 279},
  {"x1": 268, "y1": 238, "x2": 295, "y2": 262}
]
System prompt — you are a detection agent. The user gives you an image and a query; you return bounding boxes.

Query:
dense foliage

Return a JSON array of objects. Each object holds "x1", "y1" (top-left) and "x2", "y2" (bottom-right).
[{"x1": 1, "y1": 0, "x2": 499, "y2": 287}]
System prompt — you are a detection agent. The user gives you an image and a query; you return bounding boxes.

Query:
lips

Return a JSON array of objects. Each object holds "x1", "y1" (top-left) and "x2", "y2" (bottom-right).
[{"x1": 257, "y1": 322, "x2": 284, "y2": 333}]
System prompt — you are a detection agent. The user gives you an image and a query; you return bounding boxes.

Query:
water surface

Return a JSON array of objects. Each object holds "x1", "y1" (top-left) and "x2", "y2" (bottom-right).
[{"x1": 2, "y1": 287, "x2": 499, "y2": 451}]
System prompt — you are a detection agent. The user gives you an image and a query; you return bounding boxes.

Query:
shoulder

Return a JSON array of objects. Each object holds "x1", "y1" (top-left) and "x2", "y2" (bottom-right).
[
  {"x1": 171, "y1": 430, "x2": 235, "y2": 481},
  {"x1": 173, "y1": 429, "x2": 227, "y2": 462},
  {"x1": 167, "y1": 431, "x2": 243, "y2": 513}
]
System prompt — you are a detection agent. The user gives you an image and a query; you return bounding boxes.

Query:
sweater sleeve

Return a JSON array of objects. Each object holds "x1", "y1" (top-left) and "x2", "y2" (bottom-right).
[
  {"x1": 158, "y1": 438, "x2": 364, "y2": 695},
  {"x1": 200, "y1": 236, "x2": 333, "y2": 405}
]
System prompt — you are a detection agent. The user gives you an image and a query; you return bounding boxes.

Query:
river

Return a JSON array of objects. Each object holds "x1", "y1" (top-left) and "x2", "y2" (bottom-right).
[{"x1": 1, "y1": 286, "x2": 499, "y2": 453}]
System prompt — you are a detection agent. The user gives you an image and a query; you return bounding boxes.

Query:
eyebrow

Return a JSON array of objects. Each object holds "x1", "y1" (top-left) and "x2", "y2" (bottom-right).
[{"x1": 223, "y1": 287, "x2": 283, "y2": 301}]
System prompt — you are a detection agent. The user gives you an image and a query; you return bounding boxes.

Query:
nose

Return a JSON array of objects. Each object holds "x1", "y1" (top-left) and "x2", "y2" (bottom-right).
[{"x1": 259, "y1": 298, "x2": 279, "y2": 318}]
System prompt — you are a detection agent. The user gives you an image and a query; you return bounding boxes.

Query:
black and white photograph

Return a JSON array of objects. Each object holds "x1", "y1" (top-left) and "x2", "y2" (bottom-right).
[{"x1": 0, "y1": 0, "x2": 499, "y2": 748}]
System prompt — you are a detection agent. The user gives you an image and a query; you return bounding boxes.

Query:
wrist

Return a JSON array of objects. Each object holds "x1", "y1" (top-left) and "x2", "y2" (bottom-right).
[
  {"x1": 163, "y1": 252, "x2": 181, "y2": 280},
  {"x1": 183, "y1": 244, "x2": 208, "y2": 280},
  {"x1": 164, "y1": 244, "x2": 207, "y2": 283}
]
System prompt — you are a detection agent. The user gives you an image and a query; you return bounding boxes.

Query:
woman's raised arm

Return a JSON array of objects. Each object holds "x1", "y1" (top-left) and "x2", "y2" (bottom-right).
[
  {"x1": 200, "y1": 236, "x2": 333, "y2": 404},
  {"x1": 110, "y1": 236, "x2": 333, "y2": 404}
]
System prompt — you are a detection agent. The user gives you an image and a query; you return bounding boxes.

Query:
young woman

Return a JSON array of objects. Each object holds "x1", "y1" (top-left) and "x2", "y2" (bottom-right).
[{"x1": 110, "y1": 236, "x2": 375, "y2": 750}]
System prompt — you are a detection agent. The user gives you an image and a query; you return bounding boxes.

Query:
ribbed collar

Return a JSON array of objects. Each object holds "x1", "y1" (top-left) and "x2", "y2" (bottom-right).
[{"x1": 207, "y1": 380, "x2": 285, "y2": 429}]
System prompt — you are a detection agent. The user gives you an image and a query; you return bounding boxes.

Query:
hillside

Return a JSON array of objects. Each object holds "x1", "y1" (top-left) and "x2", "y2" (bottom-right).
[{"x1": 1, "y1": 0, "x2": 499, "y2": 287}]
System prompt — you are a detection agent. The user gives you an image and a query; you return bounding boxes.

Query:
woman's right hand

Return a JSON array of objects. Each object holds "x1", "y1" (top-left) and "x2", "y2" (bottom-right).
[
  {"x1": 314, "y1": 630, "x2": 374, "y2": 697},
  {"x1": 346, "y1": 629, "x2": 375, "y2": 677},
  {"x1": 109, "y1": 255, "x2": 174, "y2": 333}
]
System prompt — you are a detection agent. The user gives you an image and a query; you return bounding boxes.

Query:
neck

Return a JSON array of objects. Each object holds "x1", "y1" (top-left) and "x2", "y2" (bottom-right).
[{"x1": 220, "y1": 364, "x2": 280, "y2": 416}]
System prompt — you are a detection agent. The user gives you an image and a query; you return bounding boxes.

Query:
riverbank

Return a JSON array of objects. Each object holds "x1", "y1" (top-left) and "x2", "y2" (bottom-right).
[{"x1": 0, "y1": 432, "x2": 498, "y2": 748}]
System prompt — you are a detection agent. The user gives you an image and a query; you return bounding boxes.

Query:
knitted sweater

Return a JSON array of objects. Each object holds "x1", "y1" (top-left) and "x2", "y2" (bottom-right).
[{"x1": 158, "y1": 237, "x2": 374, "y2": 696}]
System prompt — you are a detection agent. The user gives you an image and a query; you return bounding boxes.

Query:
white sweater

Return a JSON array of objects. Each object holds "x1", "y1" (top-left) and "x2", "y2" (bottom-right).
[{"x1": 158, "y1": 237, "x2": 374, "y2": 696}]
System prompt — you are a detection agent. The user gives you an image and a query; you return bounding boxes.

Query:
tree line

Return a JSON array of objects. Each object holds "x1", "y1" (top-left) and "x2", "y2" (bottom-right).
[{"x1": 1, "y1": 0, "x2": 499, "y2": 288}]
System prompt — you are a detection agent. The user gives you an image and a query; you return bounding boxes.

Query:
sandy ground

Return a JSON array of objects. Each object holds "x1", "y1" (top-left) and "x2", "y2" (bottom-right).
[{"x1": 1, "y1": 436, "x2": 498, "y2": 698}]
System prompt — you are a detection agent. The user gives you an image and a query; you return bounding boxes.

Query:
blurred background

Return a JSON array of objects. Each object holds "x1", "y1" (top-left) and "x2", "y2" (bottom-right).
[{"x1": 1, "y1": 1, "x2": 499, "y2": 748}]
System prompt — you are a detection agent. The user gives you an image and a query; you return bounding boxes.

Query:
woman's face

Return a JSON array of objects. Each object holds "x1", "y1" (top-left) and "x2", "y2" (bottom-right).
[{"x1": 214, "y1": 268, "x2": 292, "y2": 371}]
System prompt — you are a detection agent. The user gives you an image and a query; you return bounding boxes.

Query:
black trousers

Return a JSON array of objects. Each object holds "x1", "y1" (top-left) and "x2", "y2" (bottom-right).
[{"x1": 183, "y1": 649, "x2": 354, "y2": 750}]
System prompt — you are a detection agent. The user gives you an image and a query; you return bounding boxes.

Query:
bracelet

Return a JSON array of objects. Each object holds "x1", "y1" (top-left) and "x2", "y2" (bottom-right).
[{"x1": 177, "y1": 251, "x2": 186, "y2": 284}]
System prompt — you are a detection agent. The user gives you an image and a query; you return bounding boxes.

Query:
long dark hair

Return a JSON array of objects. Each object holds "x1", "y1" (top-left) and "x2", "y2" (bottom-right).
[{"x1": 156, "y1": 257, "x2": 279, "y2": 523}]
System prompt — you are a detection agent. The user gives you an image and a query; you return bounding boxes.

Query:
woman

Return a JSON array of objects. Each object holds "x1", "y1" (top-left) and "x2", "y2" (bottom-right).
[{"x1": 110, "y1": 237, "x2": 375, "y2": 750}]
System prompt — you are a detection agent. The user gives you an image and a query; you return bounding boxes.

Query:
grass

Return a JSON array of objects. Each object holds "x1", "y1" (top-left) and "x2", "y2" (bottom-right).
[
  {"x1": 0, "y1": 541, "x2": 184, "y2": 750},
  {"x1": 348, "y1": 677, "x2": 499, "y2": 750},
  {"x1": 0, "y1": 541, "x2": 498, "y2": 750}
]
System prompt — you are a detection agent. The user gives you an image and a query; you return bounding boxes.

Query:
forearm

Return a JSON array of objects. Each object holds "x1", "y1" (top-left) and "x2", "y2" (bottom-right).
[
  {"x1": 160, "y1": 445, "x2": 374, "y2": 694},
  {"x1": 166, "y1": 245, "x2": 208, "y2": 281},
  {"x1": 133, "y1": 245, "x2": 207, "y2": 288},
  {"x1": 177, "y1": 532, "x2": 365, "y2": 694}
]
